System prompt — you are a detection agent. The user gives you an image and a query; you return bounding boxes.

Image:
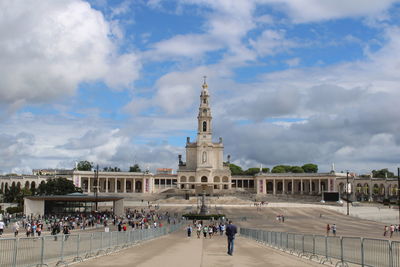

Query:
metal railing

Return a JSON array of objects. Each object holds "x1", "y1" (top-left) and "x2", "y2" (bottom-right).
[
  {"x1": 240, "y1": 227, "x2": 400, "y2": 267},
  {"x1": 0, "y1": 223, "x2": 182, "y2": 267}
]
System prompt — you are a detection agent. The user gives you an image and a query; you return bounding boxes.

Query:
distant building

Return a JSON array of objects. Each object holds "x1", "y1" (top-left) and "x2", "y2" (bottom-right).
[
  {"x1": 32, "y1": 169, "x2": 73, "y2": 176},
  {"x1": 156, "y1": 168, "x2": 173, "y2": 175}
]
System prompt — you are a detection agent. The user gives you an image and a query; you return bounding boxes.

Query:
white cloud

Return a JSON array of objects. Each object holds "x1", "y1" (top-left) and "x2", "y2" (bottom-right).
[
  {"x1": 285, "y1": 57, "x2": 300, "y2": 67},
  {"x1": 268, "y1": 0, "x2": 399, "y2": 23},
  {"x1": 148, "y1": 34, "x2": 223, "y2": 59},
  {"x1": 0, "y1": 0, "x2": 140, "y2": 112}
]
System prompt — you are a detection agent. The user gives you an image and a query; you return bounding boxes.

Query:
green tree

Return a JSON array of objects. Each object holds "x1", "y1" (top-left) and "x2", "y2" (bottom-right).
[
  {"x1": 77, "y1": 160, "x2": 93, "y2": 171},
  {"x1": 271, "y1": 166, "x2": 286, "y2": 173},
  {"x1": 243, "y1": 167, "x2": 270, "y2": 175},
  {"x1": 244, "y1": 168, "x2": 261, "y2": 175},
  {"x1": 302, "y1": 163, "x2": 318, "y2": 173},
  {"x1": 229, "y1": 164, "x2": 244, "y2": 175},
  {"x1": 291, "y1": 166, "x2": 305, "y2": 173},
  {"x1": 129, "y1": 164, "x2": 141, "y2": 172},
  {"x1": 272, "y1": 165, "x2": 291, "y2": 173},
  {"x1": 37, "y1": 178, "x2": 82, "y2": 195},
  {"x1": 15, "y1": 187, "x2": 32, "y2": 206},
  {"x1": 372, "y1": 168, "x2": 394, "y2": 178}
]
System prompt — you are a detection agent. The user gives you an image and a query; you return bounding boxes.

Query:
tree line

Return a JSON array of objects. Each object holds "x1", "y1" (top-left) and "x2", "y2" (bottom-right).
[{"x1": 229, "y1": 163, "x2": 318, "y2": 175}]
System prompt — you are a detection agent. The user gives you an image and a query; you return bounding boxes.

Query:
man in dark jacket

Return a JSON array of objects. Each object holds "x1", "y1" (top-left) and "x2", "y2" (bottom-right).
[{"x1": 225, "y1": 220, "x2": 237, "y2": 255}]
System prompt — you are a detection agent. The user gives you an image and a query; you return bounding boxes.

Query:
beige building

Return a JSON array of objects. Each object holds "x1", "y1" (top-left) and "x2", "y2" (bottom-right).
[{"x1": 176, "y1": 80, "x2": 231, "y2": 193}]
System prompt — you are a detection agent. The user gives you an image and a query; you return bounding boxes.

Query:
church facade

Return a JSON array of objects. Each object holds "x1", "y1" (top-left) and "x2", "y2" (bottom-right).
[{"x1": 2, "y1": 80, "x2": 397, "y2": 200}]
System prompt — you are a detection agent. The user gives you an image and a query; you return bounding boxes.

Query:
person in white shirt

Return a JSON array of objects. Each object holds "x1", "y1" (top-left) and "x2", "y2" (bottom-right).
[
  {"x1": 13, "y1": 222, "x2": 20, "y2": 237},
  {"x1": 0, "y1": 220, "x2": 5, "y2": 236}
]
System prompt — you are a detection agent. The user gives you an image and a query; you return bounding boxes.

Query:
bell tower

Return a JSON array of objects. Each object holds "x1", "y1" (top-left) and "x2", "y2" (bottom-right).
[{"x1": 197, "y1": 76, "x2": 212, "y2": 143}]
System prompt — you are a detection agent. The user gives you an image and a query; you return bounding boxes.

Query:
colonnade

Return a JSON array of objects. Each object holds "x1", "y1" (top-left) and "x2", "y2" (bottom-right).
[
  {"x1": 256, "y1": 178, "x2": 330, "y2": 195},
  {"x1": 81, "y1": 177, "x2": 145, "y2": 193}
]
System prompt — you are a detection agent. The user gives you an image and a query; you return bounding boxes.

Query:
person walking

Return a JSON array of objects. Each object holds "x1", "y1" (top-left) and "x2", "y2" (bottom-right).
[
  {"x1": 208, "y1": 224, "x2": 213, "y2": 238},
  {"x1": 226, "y1": 220, "x2": 237, "y2": 256},
  {"x1": 13, "y1": 222, "x2": 19, "y2": 237},
  {"x1": 384, "y1": 226, "x2": 388, "y2": 237},
  {"x1": 326, "y1": 224, "x2": 330, "y2": 236},
  {"x1": 203, "y1": 225, "x2": 208, "y2": 238},
  {"x1": 196, "y1": 222, "x2": 202, "y2": 238},
  {"x1": 0, "y1": 219, "x2": 5, "y2": 236},
  {"x1": 390, "y1": 225, "x2": 395, "y2": 238},
  {"x1": 187, "y1": 224, "x2": 192, "y2": 237},
  {"x1": 332, "y1": 224, "x2": 337, "y2": 236}
]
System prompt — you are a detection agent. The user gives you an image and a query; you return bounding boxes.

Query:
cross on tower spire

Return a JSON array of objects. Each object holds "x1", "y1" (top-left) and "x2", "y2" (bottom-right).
[{"x1": 202, "y1": 75, "x2": 208, "y2": 89}]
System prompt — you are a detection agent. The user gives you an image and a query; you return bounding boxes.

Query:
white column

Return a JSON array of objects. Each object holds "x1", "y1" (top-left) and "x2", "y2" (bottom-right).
[
  {"x1": 105, "y1": 178, "x2": 109, "y2": 193},
  {"x1": 273, "y1": 179, "x2": 276, "y2": 195},
  {"x1": 318, "y1": 179, "x2": 321, "y2": 194},
  {"x1": 87, "y1": 178, "x2": 91, "y2": 193},
  {"x1": 291, "y1": 179, "x2": 294, "y2": 194},
  {"x1": 133, "y1": 179, "x2": 136, "y2": 193},
  {"x1": 114, "y1": 178, "x2": 117, "y2": 193},
  {"x1": 300, "y1": 179, "x2": 304, "y2": 195},
  {"x1": 282, "y1": 180, "x2": 285, "y2": 194},
  {"x1": 309, "y1": 179, "x2": 312, "y2": 194},
  {"x1": 263, "y1": 179, "x2": 266, "y2": 194},
  {"x1": 123, "y1": 178, "x2": 126, "y2": 193}
]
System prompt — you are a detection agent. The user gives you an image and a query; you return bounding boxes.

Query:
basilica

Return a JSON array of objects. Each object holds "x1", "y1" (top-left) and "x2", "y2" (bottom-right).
[{"x1": 1, "y1": 80, "x2": 398, "y2": 201}]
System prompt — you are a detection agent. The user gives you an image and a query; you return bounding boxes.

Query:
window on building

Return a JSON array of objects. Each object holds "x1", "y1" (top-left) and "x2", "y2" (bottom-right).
[
  {"x1": 244, "y1": 180, "x2": 249, "y2": 188},
  {"x1": 155, "y1": 179, "x2": 159, "y2": 185},
  {"x1": 203, "y1": 121, "x2": 207, "y2": 132}
]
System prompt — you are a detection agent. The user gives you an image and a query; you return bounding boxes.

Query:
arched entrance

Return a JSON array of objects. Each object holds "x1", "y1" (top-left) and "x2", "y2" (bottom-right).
[{"x1": 201, "y1": 176, "x2": 208, "y2": 183}]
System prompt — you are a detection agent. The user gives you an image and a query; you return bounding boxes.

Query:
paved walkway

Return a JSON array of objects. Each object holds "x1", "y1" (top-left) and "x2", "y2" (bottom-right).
[{"x1": 74, "y1": 230, "x2": 322, "y2": 267}]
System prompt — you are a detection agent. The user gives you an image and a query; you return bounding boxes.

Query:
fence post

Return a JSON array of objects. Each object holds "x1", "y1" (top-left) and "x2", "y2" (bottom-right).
[
  {"x1": 40, "y1": 236, "x2": 46, "y2": 266},
  {"x1": 325, "y1": 236, "x2": 328, "y2": 259},
  {"x1": 77, "y1": 234, "x2": 80, "y2": 258},
  {"x1": 101, "y1": 232, "x2": 104, "y2": 250},
  {"x1": 12, "y1": 238, "x2": 19, "y2": 267},
  {"x1": 340, "y1": 237, "x2": 344, "y2": 263},
  {"x1": 389, "y1": 240, "x2": 393, "y2": 267},
  {"x1": 361, "y1": 238, "x2": 364, "y2": 267},
  {"x1": 90, "y1": 233, "x2": 93, "y2": 256},
  {"x1": 286, "y1": 233, "x2": 289, "y2": 250},
  {"x1": 313, "y1": 235, "x2": 315, "y2": 257}
]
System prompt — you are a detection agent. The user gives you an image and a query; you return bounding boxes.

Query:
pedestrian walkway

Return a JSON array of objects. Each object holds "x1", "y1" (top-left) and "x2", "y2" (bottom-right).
[{"x1": 74, "y1": 230, "x2": 321, "y2": 267}]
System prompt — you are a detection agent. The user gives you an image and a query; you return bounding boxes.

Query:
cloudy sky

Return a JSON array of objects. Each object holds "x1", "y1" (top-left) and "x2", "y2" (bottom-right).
[{"x1": 1, "y1": 0, "x2": 400, "y2": 175}]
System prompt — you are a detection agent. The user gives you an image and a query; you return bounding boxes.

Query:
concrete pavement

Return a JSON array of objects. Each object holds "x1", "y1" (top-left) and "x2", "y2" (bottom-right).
[{"x1": 74, "y1": 229, "x2": 322, "y2": 267}]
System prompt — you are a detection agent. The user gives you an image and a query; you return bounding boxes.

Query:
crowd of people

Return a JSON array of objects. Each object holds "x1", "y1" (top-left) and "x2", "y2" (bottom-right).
[
  {"x1": 185, "y1": 220, "x2": 237, "y2": 255},
  {"x1": 186, "y1": 221, "x2": 226, "y2": 239},
  {"x1": 0, "y1": 207, "x2": 181, "y2": 239}
]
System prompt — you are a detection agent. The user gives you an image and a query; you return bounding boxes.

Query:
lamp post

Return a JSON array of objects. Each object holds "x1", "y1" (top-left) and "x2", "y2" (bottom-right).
[
  {"x1": 346, "y1": 171, "x2": 350, "y2": 216},
  {"x1": 93, "y1": 164, "x2": 99, "y2": 212},
  {"x1": 398, "y1": 167, "x2": 399, "y2": 226}
]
